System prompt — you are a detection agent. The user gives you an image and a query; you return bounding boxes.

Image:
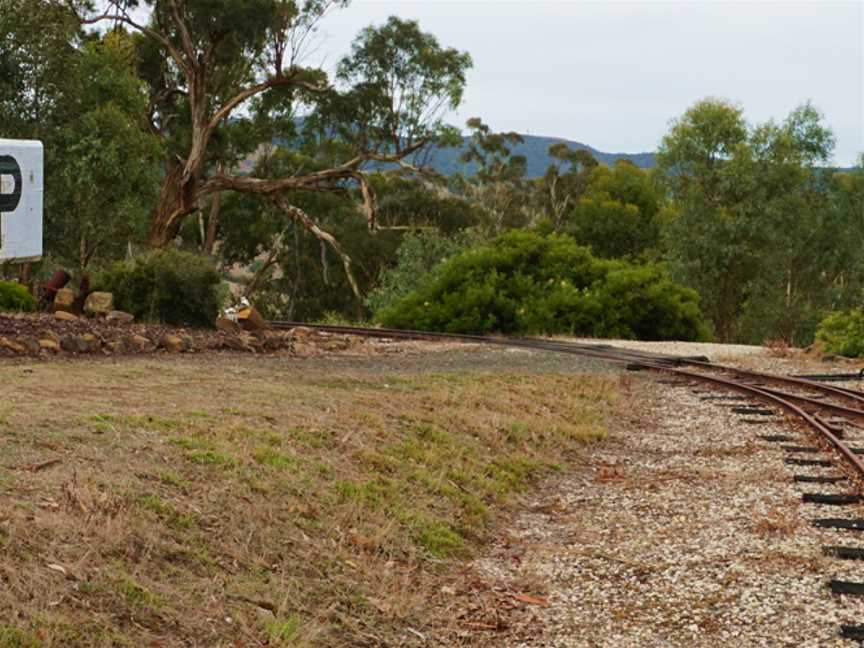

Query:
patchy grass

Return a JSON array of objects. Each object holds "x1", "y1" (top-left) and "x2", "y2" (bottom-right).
[{"x1": 0, "y1": 353, "x2": 617, "y2": 646}]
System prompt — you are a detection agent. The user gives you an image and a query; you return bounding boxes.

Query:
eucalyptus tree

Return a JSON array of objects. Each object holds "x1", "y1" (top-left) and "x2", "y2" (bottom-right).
[
  {"x1": 658, "y1": 98, "x2": 840, "y2": 344},
  {"x1": 535, "y1": 143, "x2": 597, "y2": 229},
  {"x1": 67, "y1": 1, "x2": 471, "y2": 292},
  {"x1": 1, "y1": 1, "x2": 160, "y2": 271},
  {"x1": 454, "y1": 117, "x2": 529, "y2": 232}
]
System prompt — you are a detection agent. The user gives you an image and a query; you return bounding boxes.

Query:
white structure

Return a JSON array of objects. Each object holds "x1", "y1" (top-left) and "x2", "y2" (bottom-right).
[{"x1": 0, "y1": 139, "x2": 43, "y2": 262}]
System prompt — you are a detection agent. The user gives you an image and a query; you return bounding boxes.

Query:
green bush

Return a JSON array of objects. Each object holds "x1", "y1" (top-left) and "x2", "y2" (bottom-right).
[
  {"x1": 95, "y1": 249, "x2": 222, "y2": 327},
  {"x1": 0, "y1": 280, "x2": 36, "y2": 312},
  {"x1": 816, "y1": 309, "x2": 864, "y2": 357},
  {"x1": 365, "y1": 229, "x2": 481, "y2": 314},
  {"x1": 377, "y1": 229, "x2": 709, "y2": 341}
]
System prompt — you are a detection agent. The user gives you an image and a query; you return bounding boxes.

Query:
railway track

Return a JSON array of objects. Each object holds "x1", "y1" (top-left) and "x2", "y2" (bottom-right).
[{"x1": 270, "y1": 320, "x2": 864, "y2": 641}]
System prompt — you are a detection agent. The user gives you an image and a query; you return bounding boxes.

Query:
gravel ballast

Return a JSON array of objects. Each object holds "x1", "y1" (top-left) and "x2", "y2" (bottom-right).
[{"x1": 468, "y1": 368, "x2": 864, "y2": 647}]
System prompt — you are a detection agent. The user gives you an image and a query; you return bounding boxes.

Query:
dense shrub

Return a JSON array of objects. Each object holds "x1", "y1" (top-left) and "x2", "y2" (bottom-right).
[
  {"x1": 95, "y1": 249, "x2": 222, "y2": 327},
  {"x1": 816, "y1": 309, "x2": 864, "y2": 357},
  {"x1": 365, "y1": 229, "x2": 481, "y2": 314},
  {"x1": 377, "y1": 230, "x2": 709, "y2": 341},
  {"x1": 0, "y1": 280, "x2": 36, "y2": 312}
]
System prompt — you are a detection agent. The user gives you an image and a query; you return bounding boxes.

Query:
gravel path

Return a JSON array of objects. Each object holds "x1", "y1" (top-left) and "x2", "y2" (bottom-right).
[{"x1": 469, "y1": 371, "x2": 864, "y2": 647}]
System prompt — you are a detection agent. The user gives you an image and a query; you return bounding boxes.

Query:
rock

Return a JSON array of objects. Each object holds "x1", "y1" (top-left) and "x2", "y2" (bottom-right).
[
  {"x1": 60, "y1": 335, "x2": 89, "y2": 354},
  {"x1": 39, "y1": 339, "x2": 60, "y2": 353},
  {"x1": 239, "y1": 332, "x2": 262, "y2": 350},
  {"x1": 290, "y1": 326, "x2": 315, "y2": 339},
  {"x1": 215, "y1": 316, "x2": 240, "y2": 332},
  {"x1": 84, "y1": 292, "x2": 114, "y2": 317},
  {"x1": 159, "y1": 334, "x2": 186, "y2": 353},
  {"x1": 20, "y1": 337, "x2": 41, "y2": 355},
  {"x1": 54, "y1": 311, "x2": 78, "y2": 322},
  {"x1": 39, "y1": 329, "x2": 60, "y2": 343},
  {"x1": 220, "y1": 335, "x2": 245, "y2": 351},
  {"x1": 127, "y1": 335, "x2": 152, "y2": 352},
  {"x1": 81, "y1": 333, "x2": 101, "y2": 352},
  {"x1": 821, "y1": 354, "x2": 837, "y2": 363},
  {"x1": 237, "y1": 306, "x2": 267, "y2": 331},
  {"x1": 106, "y1": 310, "x2": 134, "y2": 324},
  {"x1": 106, "y1": 340, "x2": 125, "y2": 354},
  {"x1": 0, "y1": 337, "x2": 28, "y2": 354},
  {"x1": 53, "y1": 288, "x2": 76, "y2": 313}
]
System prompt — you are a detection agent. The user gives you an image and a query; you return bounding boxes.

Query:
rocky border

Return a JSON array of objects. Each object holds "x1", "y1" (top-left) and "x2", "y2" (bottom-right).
[{"x1": 0, "y1": 313, "x2": 296, "y2": 358}]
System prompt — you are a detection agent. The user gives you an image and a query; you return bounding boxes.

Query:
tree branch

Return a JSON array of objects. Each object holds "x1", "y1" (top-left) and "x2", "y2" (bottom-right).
[{"x1": 271, "y1": 196, "x2": 361, "y2": 297}]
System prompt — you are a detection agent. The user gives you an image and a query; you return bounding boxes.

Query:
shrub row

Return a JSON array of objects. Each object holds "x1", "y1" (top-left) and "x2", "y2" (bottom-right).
[
  {"x1": 377, "y1": 230, "x2": 710, "y2": 341},
  {"x1": 95, "y1": 249, "x2": 222, "y2": 327}
]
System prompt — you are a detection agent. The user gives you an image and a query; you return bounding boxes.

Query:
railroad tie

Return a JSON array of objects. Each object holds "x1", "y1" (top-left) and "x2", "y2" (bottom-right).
[
  {"x1": 840, "y1": 625, "x2": 864, "y2": 640},
  {"x1": 813, "y1": 518, "x2": 864, "y2": 531},
  {"x1": 761, "y1": 434, "x2": 797, "y2": 442},
  {"x1": 785, "y1": 458, "x2": 833, "y2": 467},
  {"x1": 829, "y1": 580, "x2": 864, "y2": 596},
  {"x1": 731, "y1": 406, "x2": 775, "y2": 416},
  {"x1": 781, "y1": 445, "x2": 821, "y2": 453},
  {"x1": 802, "y1": 493, "x2": 862, "y2": 505},
  {"x1": 794, "y1": 475, "x2": 848, "y2": 484},
  {"x1": 822, "y1": 546, "x2": 864, "y2": 560}
]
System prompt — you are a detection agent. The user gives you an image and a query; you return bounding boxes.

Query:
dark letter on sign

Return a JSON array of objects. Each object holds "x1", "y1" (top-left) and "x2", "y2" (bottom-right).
[{"x1": 0, "y1": 155, "x2": 22, "y2": 213}]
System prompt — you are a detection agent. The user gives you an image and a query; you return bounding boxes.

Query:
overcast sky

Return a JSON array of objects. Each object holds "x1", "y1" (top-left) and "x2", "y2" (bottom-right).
[{"x1": 311, "y1": 0, "x2": 862, "y2": 166}]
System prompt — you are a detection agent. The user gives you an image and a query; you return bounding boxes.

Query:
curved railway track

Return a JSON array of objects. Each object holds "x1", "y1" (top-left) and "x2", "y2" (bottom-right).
[{"x1": 271, "y1": 320, "x2": 864, "y2": 640}]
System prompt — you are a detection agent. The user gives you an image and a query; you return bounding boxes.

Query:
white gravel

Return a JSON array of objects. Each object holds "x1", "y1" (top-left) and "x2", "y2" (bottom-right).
[
  {"x1": 567, "y1": 338, "x2": 768, "y2": 362},
  {"x1": 468, "y1": 371, "x2": 864, "y2": 647}
]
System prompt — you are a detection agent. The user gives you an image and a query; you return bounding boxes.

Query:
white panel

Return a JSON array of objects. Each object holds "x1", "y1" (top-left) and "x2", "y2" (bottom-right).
[{"x1": 0, "y1": 139, "x2": 43, "y2": 262}]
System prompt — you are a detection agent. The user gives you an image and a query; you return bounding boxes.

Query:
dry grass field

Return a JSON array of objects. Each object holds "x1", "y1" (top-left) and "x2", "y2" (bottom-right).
[{"x1": 0, "y1": 349, "x2": 619, "y2": 646}]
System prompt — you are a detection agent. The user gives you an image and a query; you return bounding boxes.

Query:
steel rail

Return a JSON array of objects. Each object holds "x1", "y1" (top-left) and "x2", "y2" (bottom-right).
[
  {"x1": 642, "y1": 362, "x2": 864, "y2": 477},
  {"x1": 682, "y1": 360, "x2": 864, "y2": 410}
]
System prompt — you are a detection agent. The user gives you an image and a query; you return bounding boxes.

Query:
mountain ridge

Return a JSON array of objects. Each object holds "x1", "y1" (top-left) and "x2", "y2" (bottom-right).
[{"x1": 417, "y1": 133, "x2": 656, "y2": 178}]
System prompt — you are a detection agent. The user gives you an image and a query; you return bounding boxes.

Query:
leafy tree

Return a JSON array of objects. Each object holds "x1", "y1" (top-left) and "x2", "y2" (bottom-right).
[
  {"x1": 453, "y1": 117, "x2": 530, "y2": 232},
  {"x1": 70, "y1": 2, "x2": 472, "y2": 285},
  {"x1": 1, "y1": 2, "x2": 161, "y2": 272},
  {"x1": 50, "y1": 33, "x2": 161, "y2": 269},
  {"x1": 566, "y1": 161, "x2": 662, "y2": 259},
  {"x1": 658, "y1": 98, "x2": 842, "y2": 344},
  {"x1": 534, "y1": 142, "x2": 597, "y2": 229}
]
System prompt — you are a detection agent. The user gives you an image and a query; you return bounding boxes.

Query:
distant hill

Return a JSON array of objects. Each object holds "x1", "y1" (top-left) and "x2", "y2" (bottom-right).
[{"x1": 415, "y1": 134, "x2": 656, "y2": 178}]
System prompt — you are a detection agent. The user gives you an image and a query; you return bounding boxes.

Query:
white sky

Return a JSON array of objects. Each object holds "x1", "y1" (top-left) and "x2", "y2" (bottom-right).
[
  {"x1": 128, "y1": 1, "x2": 863, "y2": 165},
  {"x1": 315, "y1": 0, "x2": 863, "y2": 166}
]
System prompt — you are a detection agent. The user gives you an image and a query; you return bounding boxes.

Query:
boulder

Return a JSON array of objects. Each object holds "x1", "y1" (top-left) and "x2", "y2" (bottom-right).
[
  {"x1": 159, "y1": 334, "x2": 186, "y2": 353},
  {"x1": 81, "y1": 333, "x2": 102, "y2": 352},
  {"x1": 53, "y1": 288, "x2": 76, "y2": 313},
  {"x1": 60, "y1": 335, "x2": 89, "y2": 354},
  {"x1": 20, "y1": 337, "x2": 41, "y2": 355},
  {"x1": 39, "y1": 339, "x2": 60, "y2": 353},
  {"x1": 0, "y1": 337, "x2": 28, "y2": 354},
  {"x1": 237, "y1": 306, "x2": 267, "y2": 331},
  {"x1": 127, "y1": 335, "x2": 152, "y2": 352},
  {"x1": 215, "y1": 316, "x2": 240, "y2": 332},
  {"x1": 39, "y1": 329, "x2": 60, "y2": 343},
  {"x1": 106, "y1": 310, "x2": 134, "y2": 324},
  {"x1": 84, "y1": 292, "x2": 114, "y2": 317},
  {"x1": 54, "y1": 311, "x2": 78, "y2": 322}
]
